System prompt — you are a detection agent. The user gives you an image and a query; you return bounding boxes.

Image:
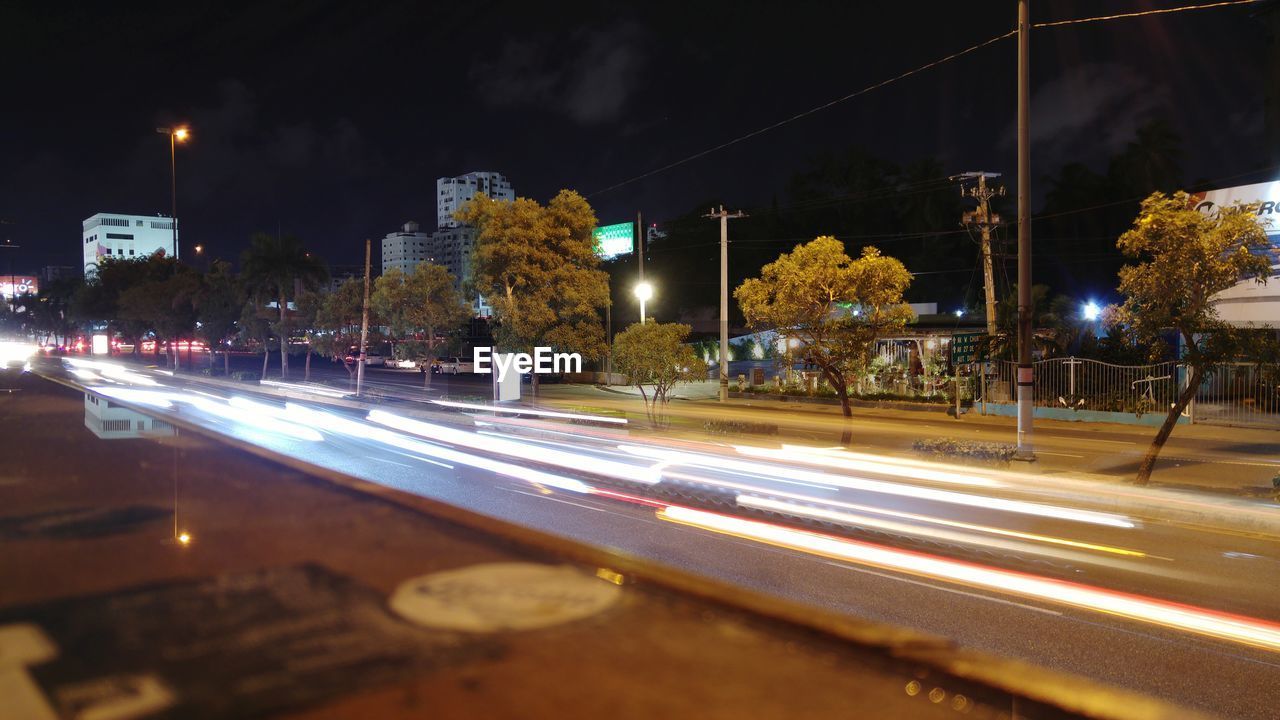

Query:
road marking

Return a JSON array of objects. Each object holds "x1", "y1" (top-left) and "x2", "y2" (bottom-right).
[
  {"x1": 389, "y1": 449, "x2": 454, "y2": 469},
  {"x1": 1034, "y1": 451, "x2": 1085, "y2": 458},
  {"x1": 370, "y1": 457, "x2": 413, "y2": 469},
  {"x1": 496, "y1": 486, "x2": 608, "y2": 513},
  {"x1": 820, "y1": 560, "x2": 1064, "y2": 616}
]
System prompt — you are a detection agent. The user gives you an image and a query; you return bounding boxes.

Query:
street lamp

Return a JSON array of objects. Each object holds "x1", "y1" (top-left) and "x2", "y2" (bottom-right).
[
  {"x1": 155, "y1": 125, "x2": 190, "y2": 260},
  {"x1": 634, "y1": 282, "x2": 653, "y2": 324},
  {"x1": 1081, "y1": 301, "x2": 1101, "y2": 322}
]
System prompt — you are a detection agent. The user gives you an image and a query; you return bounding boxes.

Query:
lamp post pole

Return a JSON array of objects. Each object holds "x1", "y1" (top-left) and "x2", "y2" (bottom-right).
[
  {"x1": 169, "y1": 131, "x2": 178, "y2": 260},
  {"x1": 156, "y1": 127, "x2": 189, "y2": 260}
]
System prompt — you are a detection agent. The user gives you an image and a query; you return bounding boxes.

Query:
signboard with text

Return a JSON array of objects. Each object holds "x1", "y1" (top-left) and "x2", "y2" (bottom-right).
[
  {"x1": 950, "y1": 333, "x2": 986, "y2": 364},
  {"x1": 0, "y1": 275, "x2": 38, "y2": 300},
  {"x1": 592, "y1": 222, "x2": 634, "y2": 260}
]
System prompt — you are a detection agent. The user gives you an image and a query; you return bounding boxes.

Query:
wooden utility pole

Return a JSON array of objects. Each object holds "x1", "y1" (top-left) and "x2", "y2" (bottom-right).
[
  {"x1": 956, "y1": 171, "x2": 1004, "y2": 336},
  {"x1": 704, "y1": 206, "x2": 747, "y2": 402},
  {"x1": 357, "y1": 238, "x2": 371, "y2": 397}
]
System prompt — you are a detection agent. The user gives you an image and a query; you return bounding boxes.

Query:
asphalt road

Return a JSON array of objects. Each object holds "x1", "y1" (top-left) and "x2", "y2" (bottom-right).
[{"x1": 30, "y1": 353, "x2": 1280, "y2": 718}]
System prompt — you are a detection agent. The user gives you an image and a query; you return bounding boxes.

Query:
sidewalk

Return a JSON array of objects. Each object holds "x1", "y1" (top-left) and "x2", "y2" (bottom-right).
[{"x1": 530, "y1": 382, "x2": 1280, "y2": 498}]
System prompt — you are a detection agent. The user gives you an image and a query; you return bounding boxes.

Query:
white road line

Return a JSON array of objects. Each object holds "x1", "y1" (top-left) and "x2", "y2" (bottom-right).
[
  {"x1": 820, "y1": 560, "x2": 1064, "y2": 616},
  {"x1": 495, "y1": 486, "x2": 608, "y2": 512},
  {"x1": 370, "y1": 457, "x2": 413, "y2": 469}
]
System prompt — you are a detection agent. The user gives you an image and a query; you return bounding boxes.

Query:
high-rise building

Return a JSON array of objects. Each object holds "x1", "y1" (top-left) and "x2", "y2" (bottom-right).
[
  {"x1": 381, "y1": 221, "x2": 433, "y2": 276},
  {"x1": 82, "y1": 212, "x2": 176, "y2": 276},
  {"x1": 429, "y1": 225, "x2": 475, "y2": 288},
  {"x1": 431, "y1": 172, "x2": 513, "y2": 317},
  {"x1": 435, "y1": 172, "x2": 514, "y2": 229}
]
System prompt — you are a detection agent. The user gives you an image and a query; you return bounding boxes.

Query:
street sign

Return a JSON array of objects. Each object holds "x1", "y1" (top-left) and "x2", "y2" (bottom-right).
[{"x1": 951, "y1": 333, "x2": 986, "y2": 364}]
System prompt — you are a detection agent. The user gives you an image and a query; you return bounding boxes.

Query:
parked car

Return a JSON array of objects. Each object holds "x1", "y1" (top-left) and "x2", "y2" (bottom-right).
[
  {"x1": 432, "y1": 356, "x2": 474, "y2": 375},
  {"x1": 385, "y1": 357, "x2": 417, "y2": 369}
]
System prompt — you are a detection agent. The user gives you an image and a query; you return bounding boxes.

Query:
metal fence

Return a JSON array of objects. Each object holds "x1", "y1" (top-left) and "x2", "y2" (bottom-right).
[
  {"x1": 1193, "y1": 362, "x2": 1280, "y2": 428},
  {"x1": 985, "y1": 357, "x2": 1180, "y2": 417}
]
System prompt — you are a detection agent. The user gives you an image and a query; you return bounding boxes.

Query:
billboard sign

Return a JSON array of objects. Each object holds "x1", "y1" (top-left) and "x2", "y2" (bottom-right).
[
  {"x1": 1190, "y1": 181, "x2": 1280, "y2": 238},
  {"x1": 950, "y1": 332, "x2": 986, "y2": 364},
  {"x1": 592, "y1": 222, "x2": 634, "y2": 260},
  {"x1": 0, "y1": 275, "x2": 38, "y2": 300}
]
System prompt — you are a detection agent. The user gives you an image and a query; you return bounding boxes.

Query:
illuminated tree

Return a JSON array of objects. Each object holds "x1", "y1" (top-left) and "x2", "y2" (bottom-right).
[
  {"x1": 1115, "y1": 191, "x2": 1272, "y2": 485},
  {"x1": 456, "y1": 189, "x2": 608, "y2": 394},
  {"x1": 611, "y1": 321, "x2": 706, "y2": 419},
  {"x1": 372, "y1": 264, "x2": 471, "y2": 387},
  {"x1": 736, "y1": 236, "x2": 914, "y2": 418}
]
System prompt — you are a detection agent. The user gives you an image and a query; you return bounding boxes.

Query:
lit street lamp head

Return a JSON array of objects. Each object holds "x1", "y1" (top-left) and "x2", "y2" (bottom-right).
[
  {"x1": 634, "y1": 282, "x2": 653, "y2": 301},
  {"x1": 194, "y1": 244, "x2": 203, "y2": 254},
  {"x1": 174, "y1": 126, "x2": 189, "y2": 142}
]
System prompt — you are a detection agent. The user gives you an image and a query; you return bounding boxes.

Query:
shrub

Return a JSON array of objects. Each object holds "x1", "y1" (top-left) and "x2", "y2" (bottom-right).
[
  {"x1": 231, "y1": 371, "x2": 259, "y2": 383},
  {"x1": 704, "y1": 419, "x2": 779, "y2": 436},
  {"x1": 912, "y1": 437, "x2": 1016, "y2": 463}
]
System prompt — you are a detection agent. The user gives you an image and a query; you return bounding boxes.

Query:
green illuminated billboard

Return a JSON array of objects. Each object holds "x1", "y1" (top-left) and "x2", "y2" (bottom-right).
[{"x1": 592, "y1": 222, "x2": 634, "y2": 260}]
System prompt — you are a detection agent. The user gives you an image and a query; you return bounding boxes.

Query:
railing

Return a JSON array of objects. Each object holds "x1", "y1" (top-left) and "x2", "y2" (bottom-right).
[
  {"x1": 1193, "y1": 362, "x2": 1280, "y2": 428},
  {"x1": 985, "y1": 357, "x2": 1180, "y2": 417}
]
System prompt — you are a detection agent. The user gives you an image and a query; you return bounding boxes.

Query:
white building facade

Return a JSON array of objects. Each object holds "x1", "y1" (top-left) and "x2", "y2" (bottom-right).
[
  {"x1": 82, "y1": 212, "x2": 176, "y2": 276},
  {"x1": 381, "y1": 220, "x2": 433, "y2": 276},
  {"x1": 432, "y1": 172, "x2": 513, "y2": 317},
  {"x1": 436, "y1": 172, "x2": 514, "y2": 229},
  {"x1": 1194, "y1": 182, "x2": 1280, "y2": 327}
]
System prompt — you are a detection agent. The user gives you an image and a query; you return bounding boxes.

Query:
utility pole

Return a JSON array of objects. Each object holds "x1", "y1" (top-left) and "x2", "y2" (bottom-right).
[
  {"x1": 955, "y1": 172, "x2": 1004, "y2": 336},
  {"x1": 1015, "y1": 0, "x2": 1035, "y2": 460},
  {"x1": 357, "y1": 238, "x2": 371, "y2": 398},
  {"x1": 704, "y1": 205, "x2": 747, "y2": 402}
]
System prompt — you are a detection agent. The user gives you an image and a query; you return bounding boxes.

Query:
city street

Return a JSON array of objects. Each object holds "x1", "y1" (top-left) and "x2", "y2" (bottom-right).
[{"x1": 23, "y1": 354, "x2": 1280, "y2": 719}]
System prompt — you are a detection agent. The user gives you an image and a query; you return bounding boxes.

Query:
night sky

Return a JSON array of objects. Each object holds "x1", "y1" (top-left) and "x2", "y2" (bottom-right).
[{"x1": 0, "y1": 1, "x2": 1270, "y2": 275}]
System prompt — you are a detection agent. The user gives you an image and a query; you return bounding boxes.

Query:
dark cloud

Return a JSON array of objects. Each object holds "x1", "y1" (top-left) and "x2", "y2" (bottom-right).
[
  {"x1": 1004, "y1": 63, "x2": 1170, "y2": 170},
  {"x1": 470, "y1": 23, "x2": 646, "y2": 126}
]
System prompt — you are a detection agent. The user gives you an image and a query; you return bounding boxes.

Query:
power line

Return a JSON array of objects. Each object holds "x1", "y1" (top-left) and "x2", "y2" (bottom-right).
[
  {"x1": 1033, "y1": 0, "x2": 1257, "y2": 28},
  {"x1": 588, "y1": 0, "x2": 1256, "y2": 200}
]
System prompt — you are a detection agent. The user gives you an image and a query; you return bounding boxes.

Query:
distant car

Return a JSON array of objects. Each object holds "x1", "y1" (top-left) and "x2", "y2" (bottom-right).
[
  {"x1": 385, "y1": 358, "x2": 416, "y2": 369},
  {"x1": 432, "y1": 356, "x2": 474, "y2": 375},
  {"x1": 343, "y1": 347, "x2": 385, "y2": 366}
]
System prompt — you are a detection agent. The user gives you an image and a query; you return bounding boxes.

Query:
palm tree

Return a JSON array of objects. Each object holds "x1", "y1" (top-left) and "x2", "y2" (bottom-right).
[{"x1": 240, "y1": 233, "x2": 328, "y2": 379}]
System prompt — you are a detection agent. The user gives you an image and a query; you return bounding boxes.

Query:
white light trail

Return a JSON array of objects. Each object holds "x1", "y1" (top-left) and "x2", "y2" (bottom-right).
[
  {"x1": 618, "y1": 445, "x2": 1134, "y2": 529},
  {"x1": 260, "y1": 379, "x2": 349, "y2": 398},
  {"x1": 430, "y1": 398, "x2": 628, "y2": 425},
  {"x1": 369, "y1": 410, "x2": 661, "y2": 485},
  {"x1": 659, "y1": 506, "x2": 1280, "y2": 652},
  {"x1": 285, "y1": 403, "x2": 594, "y2": 493}
]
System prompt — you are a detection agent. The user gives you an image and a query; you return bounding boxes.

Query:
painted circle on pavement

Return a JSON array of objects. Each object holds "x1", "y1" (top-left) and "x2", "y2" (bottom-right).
[{"x1": 389, "y1": 562, "x2": 622, "y2": 633}]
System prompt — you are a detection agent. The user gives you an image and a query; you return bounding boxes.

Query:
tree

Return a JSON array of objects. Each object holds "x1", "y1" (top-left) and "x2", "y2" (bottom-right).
[
  {"x1": 238, "y1": 300, "x2": 275, "y2": 381},
  {"x1": 193, "y1": 260, "x2": 244, "y2": 375},
  {"x1": 456, "y1": 189, "x2": 609, "y2": 394},
  {"x1": 118, "y1": 269, "x2": 200, "y2": 370},
  {"x1": 73, "y1": 254, "x2": 174, "y2": 354},
  {"x1": 1115, "y1": 191, "x2": 1272, "y2": 485},
  {"x1": 611, "y1": 321, "x2": 707, "y2": 419},
  {"x1": 736, "y1": 236, "x2": 914, "y2": 418},
  {"x1": 313, "y1": 278, "x2": 378, "y2": 385},
  {"x1": 294, "y1": 288, "x2": 324, "y2": 381},
  {"x1": 239, "y1": 233, "x2": 328, "y2": 379},
  {"x1": 372, "y1": 264, "x2": 470, "y2": 388},
  {"x1": 23, "y1": 277, "x2": 81, "y2": 346}
]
